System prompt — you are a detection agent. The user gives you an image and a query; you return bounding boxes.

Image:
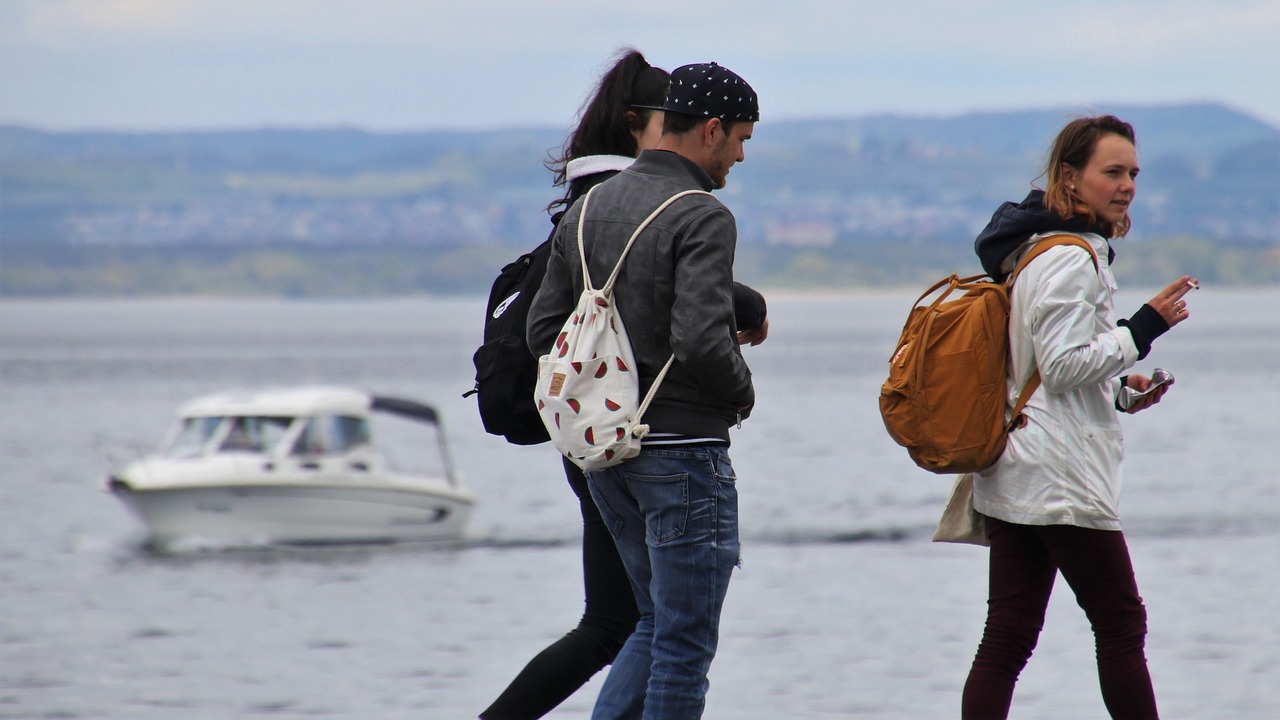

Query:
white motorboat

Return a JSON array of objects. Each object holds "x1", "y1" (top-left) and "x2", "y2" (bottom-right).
[{"x1": 107, "y1": 387, "x2": 474, "y2": 548}]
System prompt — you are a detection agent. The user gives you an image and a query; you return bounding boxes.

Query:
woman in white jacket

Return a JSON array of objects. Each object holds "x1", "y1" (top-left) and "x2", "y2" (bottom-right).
[{"x1": 963, "y1": 116, "x2": 1196, "y2": 719}]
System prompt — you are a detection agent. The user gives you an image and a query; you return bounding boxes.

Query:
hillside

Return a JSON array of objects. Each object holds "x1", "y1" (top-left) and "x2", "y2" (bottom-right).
[{"x1": 2, "y1": 103, "x2": 1277, "y2": 295}]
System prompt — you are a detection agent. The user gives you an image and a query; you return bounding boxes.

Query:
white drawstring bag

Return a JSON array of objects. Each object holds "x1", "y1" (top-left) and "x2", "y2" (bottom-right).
[{"x1": 534, "y1": 187, "x2": 710, "y2": 471}]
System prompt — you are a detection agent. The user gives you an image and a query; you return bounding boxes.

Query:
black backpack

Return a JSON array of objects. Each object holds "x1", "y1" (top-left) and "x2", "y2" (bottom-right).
[{"x1": 464, "y1": 236, "x2": 553, "y2": 445}]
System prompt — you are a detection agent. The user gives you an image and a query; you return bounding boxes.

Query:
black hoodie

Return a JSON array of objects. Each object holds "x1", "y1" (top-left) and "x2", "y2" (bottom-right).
[
  {"x1": 973, "y1": 190, "x2": 1167, "y2": 359},
  {"x1": 974, "y1": 190, "x2": 1113, "y2": 281}
]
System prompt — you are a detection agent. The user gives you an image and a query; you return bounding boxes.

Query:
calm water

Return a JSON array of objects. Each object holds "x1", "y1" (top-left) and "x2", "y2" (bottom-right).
[{"x1": 1, "y1": 291, "x2": 1277, "y2": 719}]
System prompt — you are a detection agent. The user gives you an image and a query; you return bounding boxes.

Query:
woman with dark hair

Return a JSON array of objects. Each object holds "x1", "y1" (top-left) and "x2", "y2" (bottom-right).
[
  {"x1": 545, "y1": 51, "x2": 668, "y2": 212},
  {"x1": 479, "y1": 48, "x2": 765, "y2": 720},
  {"x1": 962, "y1": 115, "x2": 1196, "y2": 719}
]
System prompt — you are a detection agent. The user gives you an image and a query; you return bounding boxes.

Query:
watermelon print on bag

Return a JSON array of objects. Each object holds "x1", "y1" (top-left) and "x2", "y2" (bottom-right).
[{"x1": 533, "y1": 187, "x2": 707, "y2": 471}]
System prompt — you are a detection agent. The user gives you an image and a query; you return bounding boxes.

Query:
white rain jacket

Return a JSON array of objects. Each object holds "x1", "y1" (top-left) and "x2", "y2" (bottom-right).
[{"x1": 973, "y1": 232, "x2": 1140, "y2": 530}]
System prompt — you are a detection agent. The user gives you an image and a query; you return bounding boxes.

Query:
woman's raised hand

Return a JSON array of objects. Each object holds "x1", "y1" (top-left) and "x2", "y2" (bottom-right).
[{"x1": 1148, "y1": 275, "x2": 1198, "y2": 327}]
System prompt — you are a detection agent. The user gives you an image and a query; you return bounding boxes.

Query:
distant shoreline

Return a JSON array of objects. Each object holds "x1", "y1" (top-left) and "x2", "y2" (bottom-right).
[
  {"x1": 4, "y1": 236, "x2": 1276, "y2": 299},
  {"x1": 5, "y1": 284, "x2": 1278, "y2": 306}
]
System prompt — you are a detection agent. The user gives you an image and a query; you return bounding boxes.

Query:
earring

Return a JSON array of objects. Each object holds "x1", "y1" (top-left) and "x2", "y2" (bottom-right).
[{"x1": 1068, "y1": 184, "x2": 1076, "y2": 191}]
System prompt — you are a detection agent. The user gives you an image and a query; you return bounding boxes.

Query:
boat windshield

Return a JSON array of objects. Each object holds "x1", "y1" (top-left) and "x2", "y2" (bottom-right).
[
  {"x1": 161, "y1": 415, "x2": 295, "y2": 457},
  {"x1": 163, "y1": 416, "x2": 224, "y2": 457},
  {"x1": 290, "y1": 415, "x2": 370, "y2": 457},
  {"x1": 220, "y1": 416, "x2": 293, "y2": 453}
]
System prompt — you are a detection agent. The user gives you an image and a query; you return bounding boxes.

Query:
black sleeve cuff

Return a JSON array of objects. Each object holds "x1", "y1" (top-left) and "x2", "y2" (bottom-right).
[
  {"x1": 733, "y1": 282, "x2": 767, "y2": 331},
  {"x1": 1117, "y1": 304, "x2": 1169, "y2": 360}
]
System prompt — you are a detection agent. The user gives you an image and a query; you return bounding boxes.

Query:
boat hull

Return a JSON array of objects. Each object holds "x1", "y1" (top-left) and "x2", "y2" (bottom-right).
[{"x1": 109, "y1": 482, "x2": 473, "y2": 547}]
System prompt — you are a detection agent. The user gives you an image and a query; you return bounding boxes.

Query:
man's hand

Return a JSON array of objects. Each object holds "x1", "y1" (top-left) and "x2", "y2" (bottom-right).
[{"x1": 737, "y1": 317, "x2": 769, "y2": 347}]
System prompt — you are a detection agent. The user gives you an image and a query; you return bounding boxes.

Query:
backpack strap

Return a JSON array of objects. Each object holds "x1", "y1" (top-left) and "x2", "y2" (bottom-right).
[
  {"x1": 1002, "y1": 234, "x2": 1102, "y2": 432},
  {"x1": 1007, "y1": 234, "x2": 1100, "y2": 284},
  {"x1": 575, "y1": 185, "x2": 712, "y2": 293}
]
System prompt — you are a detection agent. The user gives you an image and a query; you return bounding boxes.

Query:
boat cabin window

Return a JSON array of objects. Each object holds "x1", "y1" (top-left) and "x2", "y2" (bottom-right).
[
  {"x1": 291, "y1": 415, "x2": 370, "y2": 457},
  {"x1": 161, "y1": 415, "x2": 293, "y2": 456},
  {"x1": 219, "y1": 416, "x2": 293, "y2": 453},
  {"x1": 164, "y1": 416, "x2": 224, "y2": 457}
]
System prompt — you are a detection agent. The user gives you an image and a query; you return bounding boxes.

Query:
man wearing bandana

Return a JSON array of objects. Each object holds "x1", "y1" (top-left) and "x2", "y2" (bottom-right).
[{"x1": 527, "y1": 62, "x2": 759, "y2": 719}]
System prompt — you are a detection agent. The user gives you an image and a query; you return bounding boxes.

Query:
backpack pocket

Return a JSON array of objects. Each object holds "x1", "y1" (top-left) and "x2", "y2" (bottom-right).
[{"x1": 472, "y1": 335, "x2": 549, "y2": 445}]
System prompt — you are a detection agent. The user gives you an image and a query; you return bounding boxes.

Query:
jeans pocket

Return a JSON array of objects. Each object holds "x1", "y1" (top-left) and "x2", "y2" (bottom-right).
[
  {"x1": 625, "y1": 470, "x2": 689, "y2": 545},
  {"x1": 713, "y1": 450, "x2": 737, "y2": 485}
]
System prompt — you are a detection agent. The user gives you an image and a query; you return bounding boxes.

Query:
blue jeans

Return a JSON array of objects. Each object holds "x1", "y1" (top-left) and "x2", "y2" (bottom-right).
[{"x1": 586, "y1": 446, "x2": 740, "y2": 720}]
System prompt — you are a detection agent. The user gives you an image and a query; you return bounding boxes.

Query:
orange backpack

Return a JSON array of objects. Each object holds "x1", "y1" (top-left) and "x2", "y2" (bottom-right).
[{"x1": 879, "y1": 235, "x2": 1098, "y2": 474}]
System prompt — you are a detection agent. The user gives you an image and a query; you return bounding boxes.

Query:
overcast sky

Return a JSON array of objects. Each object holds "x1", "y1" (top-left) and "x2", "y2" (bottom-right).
[{"x1": 2, "y1": 0, "x2": 1278, "y2": 133}]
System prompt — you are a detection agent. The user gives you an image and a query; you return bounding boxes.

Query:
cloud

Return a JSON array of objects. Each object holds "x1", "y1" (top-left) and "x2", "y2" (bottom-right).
[{"x1": 1, "y1": 0, "x2": 1276, "y2": 130}]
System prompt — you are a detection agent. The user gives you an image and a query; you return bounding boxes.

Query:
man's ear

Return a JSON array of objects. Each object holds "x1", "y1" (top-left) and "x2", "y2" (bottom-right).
[{"x1": 703, "y1": 117, "x2": 722, "y2": 146}]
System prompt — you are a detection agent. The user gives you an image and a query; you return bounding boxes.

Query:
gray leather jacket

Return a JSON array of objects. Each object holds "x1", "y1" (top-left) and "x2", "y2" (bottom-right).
[{"x1": 527, "y1": 149, "x2": 754, "y2": 441}]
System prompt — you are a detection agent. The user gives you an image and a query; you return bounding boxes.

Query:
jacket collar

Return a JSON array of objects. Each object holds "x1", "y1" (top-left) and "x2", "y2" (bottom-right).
[
  {"x1": 629, "y1": 149, "x2": 716, "y2": 191},
  {"x1": 565, "y1": 155, "x2": 634, "y2": 182}
]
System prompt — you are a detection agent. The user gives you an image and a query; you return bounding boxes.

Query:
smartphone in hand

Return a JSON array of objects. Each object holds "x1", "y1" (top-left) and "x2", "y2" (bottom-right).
[{"x1": 1118, "y1": 368, "x2": 1174, "y2": 410}]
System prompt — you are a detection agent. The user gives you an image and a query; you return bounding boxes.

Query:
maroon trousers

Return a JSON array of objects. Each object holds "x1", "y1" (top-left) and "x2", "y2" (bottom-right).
[{"x1": 962, "y1": 518, "x2": 1158, "y2": 719}]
